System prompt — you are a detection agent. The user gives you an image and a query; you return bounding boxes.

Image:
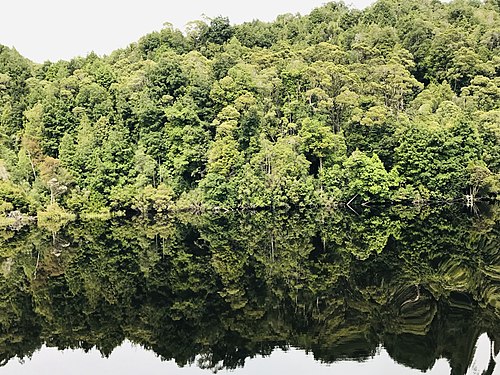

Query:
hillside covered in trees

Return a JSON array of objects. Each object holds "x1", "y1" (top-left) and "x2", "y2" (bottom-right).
[{"x1": 0, "y1": 0, "x2": 499, "y2": 218}]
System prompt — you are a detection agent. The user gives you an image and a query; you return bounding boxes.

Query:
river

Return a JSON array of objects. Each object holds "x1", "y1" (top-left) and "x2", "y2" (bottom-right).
[{"x1": 0, "y1": 204, "x2": 499, "y2": 374}]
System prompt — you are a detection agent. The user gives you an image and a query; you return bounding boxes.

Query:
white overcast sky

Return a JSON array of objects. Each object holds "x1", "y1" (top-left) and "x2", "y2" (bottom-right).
[{"x1": 0, "y1": 0, "x2": 376, "y2": 63}]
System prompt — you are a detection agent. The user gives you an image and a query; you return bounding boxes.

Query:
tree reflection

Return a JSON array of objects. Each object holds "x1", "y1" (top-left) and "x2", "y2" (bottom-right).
[{"x1": 0, "y1": 204, "x2": 498, "y2": 374}]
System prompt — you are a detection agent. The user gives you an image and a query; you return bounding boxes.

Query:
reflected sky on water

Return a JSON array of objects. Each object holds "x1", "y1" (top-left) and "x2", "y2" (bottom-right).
[{"x1": 0, "y1": 341, "x2": 464, "y2": 375}]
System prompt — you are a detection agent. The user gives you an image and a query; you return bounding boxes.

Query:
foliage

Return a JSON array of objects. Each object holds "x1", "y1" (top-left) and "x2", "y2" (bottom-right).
[
  {"x1": 0, "y1": 0, "x2": 499, "y2": 213},
  {"x1": 36, "y1": 203, "x2": 75, "y2": 230}
]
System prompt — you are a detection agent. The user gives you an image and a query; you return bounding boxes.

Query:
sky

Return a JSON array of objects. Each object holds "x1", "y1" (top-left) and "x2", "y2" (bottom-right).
[{"x1": 0, "y1": 0, "x2": 376, "y2": 63}]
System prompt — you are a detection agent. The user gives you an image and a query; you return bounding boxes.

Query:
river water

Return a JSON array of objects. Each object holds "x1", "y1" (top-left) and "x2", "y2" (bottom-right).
[{"x1": 0, "y1": 204, "x2": 499, "y2": 374}]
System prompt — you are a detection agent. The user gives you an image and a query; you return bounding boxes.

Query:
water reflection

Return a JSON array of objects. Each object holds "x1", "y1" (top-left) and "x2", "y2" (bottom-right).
[
  {"x1": 0, "y1": 204, "x2": 499, "y2": 374},
  {"x1": 0, "y1": 343, "x2": 457, "y2": 375}
]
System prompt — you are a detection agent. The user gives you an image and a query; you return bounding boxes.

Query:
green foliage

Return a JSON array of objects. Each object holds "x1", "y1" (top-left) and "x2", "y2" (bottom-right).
[
  {"x1": 36, "y1": 203, "x2": 75, "y2": 230},
  {"x1": 0, "y1": 0, "x2": 498, "y2": 212},
  {"x1": 0, "y1": 181, "x2": 32, "y2": 213},
  {"x1": 395, "y1": 117, "x2": 482, "y2": 199},
  {"x1": 467, "y1": 161, "x2": 500, "y2": 198},
  {"x1": 343, "y1": 150, "x2": 398, "y2": 202},
  {"x1": 202, "y1": 16, "x2": 234, "y2": 46},
  {"x1": 299, "y1": 117, "x2": 337, "y2": 172}
]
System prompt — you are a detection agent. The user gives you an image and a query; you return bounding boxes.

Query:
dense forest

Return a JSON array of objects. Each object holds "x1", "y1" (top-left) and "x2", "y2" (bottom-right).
[{"x1": 1, "y1": 0, "x2": 499, "y2": 219}]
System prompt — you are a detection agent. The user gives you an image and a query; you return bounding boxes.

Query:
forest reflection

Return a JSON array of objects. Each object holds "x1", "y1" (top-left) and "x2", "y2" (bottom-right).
[{"x1": 0, "y1": 204, "x2": 499, "y2": 374}]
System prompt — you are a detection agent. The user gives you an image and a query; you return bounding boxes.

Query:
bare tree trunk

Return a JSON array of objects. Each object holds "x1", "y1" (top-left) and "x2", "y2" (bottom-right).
[
  {"x1": 33, "y1": 251, "x2": 40, "y2": 279},
  {"x1": 319, "y1": 157, "x2": 323, "y2": 191},
  {"x1": 26, "y1": 149, "x2": 37, "y2": 180}
]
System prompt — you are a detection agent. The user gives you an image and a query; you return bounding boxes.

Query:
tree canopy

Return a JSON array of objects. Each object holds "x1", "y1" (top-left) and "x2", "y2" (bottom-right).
[{"x1": 0, "y1": 0, "x2": 499, "y2": 216}]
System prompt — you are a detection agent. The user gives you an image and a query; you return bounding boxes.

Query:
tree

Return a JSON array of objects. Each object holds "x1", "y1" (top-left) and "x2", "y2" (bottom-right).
[
  {"x1": 343, "y1": 150, "x2": 397, "y2": 202},
  {"x1": 299, "y1": 117, "x2": 337, "y2": 174},
  {"x1": 466, "y1": 162, "x2": 499, "y2": 200},
  {"x1": 1, "y1": 0, "x2": 499, "y2": 211},
  {"x1": 200, "y1": 133, "x2": 243, "y2": 207},
  {"x1": 395, "y1": 117, "x2": 482, "y2": 200},
  {"x1": 204, "y1": 16, "x2": 234, "y2": 45}
]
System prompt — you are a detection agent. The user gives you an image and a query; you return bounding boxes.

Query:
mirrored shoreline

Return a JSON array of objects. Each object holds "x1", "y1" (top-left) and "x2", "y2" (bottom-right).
[{"x1": 0, "y1": 204, "x2": 499, "y2": 374}]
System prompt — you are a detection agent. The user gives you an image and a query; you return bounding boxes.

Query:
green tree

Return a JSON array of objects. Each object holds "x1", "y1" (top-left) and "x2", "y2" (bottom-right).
[{"x1": 343, "y1": 150, "x2": 397, "y2": 202}]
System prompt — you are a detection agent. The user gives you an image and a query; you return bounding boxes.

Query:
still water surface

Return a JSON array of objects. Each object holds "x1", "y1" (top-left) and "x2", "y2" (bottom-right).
[
  {"x1": 0, "y1": 205, "x2": 499, "y2": 374},
  {"x1": 0, "y1": 341, "x2": 461, "y2": 374}
]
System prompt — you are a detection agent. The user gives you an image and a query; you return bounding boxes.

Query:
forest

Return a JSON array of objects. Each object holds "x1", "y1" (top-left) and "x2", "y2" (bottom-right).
[{"x1": 0, "y1": 0, "x2": 499, "y2": 220}]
